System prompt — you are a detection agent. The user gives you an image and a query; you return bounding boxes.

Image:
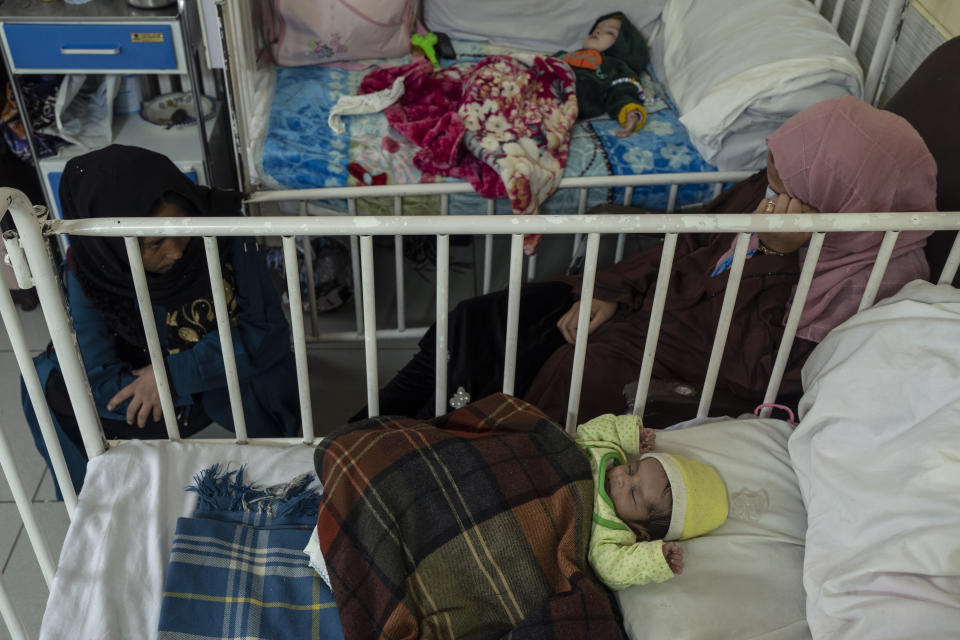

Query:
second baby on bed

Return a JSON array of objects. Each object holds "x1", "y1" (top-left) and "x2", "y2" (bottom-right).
[
  {"x1": 558, "y1": 11, "x2": 650, "y2": 138},
  {"x1": 577, "y1": 413, "x2": 729, "y2": 589}
]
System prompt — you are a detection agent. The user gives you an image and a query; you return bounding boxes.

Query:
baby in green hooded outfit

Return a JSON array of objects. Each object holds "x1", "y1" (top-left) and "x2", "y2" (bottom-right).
[
  {"x1": 557, "y1": 12, "x2": 650, "y2": 138},
  {"x1": 576, "y1": 413, "x2": 729, "y2": 590}
]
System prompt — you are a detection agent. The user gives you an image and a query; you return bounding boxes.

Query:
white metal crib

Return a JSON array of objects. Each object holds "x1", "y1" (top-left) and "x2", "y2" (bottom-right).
[
  {"x1": 2, "y1": 176, "x2": 960, "y2": 636},
  {"x1": 214, "y1": 0, "x2": 914, "y2": 350}
]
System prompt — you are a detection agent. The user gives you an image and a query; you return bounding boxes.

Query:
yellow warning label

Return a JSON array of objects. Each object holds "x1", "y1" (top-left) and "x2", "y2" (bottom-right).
[{"x1": 131, "y1": 33, "x2": 165, "y2": 43}]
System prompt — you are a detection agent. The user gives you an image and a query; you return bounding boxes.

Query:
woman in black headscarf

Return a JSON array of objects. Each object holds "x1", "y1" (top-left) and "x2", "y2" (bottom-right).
[{"x1": 22, "y1": 145, "x2": 300, "y2": 493}]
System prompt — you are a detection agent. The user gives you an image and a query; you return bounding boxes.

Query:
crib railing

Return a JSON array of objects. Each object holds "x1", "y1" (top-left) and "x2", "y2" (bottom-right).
[
  {"x1": 3, "y1": 184, "x2": 960, "y2": 637},
  {"x1": 247, "y1": 172, "x2": 753, "y2": 343}
]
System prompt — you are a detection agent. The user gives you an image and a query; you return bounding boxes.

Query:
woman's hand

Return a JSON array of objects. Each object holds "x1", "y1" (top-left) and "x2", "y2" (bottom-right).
[
  {"x1": 107, "y1": 365, "x2": 163, "y2": 428},
  {"x1": 663, "y1": 541, "x2": 684, "y2": 574},
  {"x1": 557, "y1": 298, "x2": 617, "y2": 344},
  {"x1": 755, "y1": 192, "x2": 814, "y2": 255}
]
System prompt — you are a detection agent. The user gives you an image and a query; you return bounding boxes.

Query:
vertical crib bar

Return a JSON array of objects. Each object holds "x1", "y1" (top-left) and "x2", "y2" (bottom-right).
[
  {"x1": 483, "y1": 200, "x2": 495, "y2": 294},
  {"x1": 571, "y1": 188, "x2": 589, "y2": 262},
  {"x1": 865, "y1": 0, "x2": 905, "y2": 104},
  {"x1": 502, "y1": 234, "x2": 525, "y2": 396},
  {"x1": 633, "y1": 233, "x2": 679, "y2": 417},
  {"x1": 435, "y1": 235, "x2": 450, "y2": 416},
  {"x1": 711, "y1": 183, "x2": 724, "y2": 200},
  {"x1": 526, "y1": 254, "x2": 537, "y2": 282},
  {"x1": 0, "y1": 273, "x2": 78, "y2": 514},
  {"x1": 0, "y1": 577, "x2": 28, "y2": 640},
  {"x1": 850, "y1": 0, "x2": 873, "y2": 52},
  {"x1": 360, "y1": 236, "x2": 380, "y2": 416},
  {"x1": 615, "y1": 188, "x2": 632, "y2": 264},
  {"x1": 565, "y1": 233, "x2": 601, "y2": 433},
  {"x1": 667, "y1": 184, "x2": 679, "y2": 213},
  {"x1": 299, "y1": 201, "x2": 320, "y2": 337},
  {"x1": 762, "y1": 233, "x2": 826, "y2": 413},
  {"x1": 697, "y1": 232, "x2": 752, "y2": 418},
  {"x1": 348, "y1": 199, "x2": 363, "y2": 336},
  {"x1": 203, "y1": 237, "x2": 247, "y2": 441},
  {"x1": 814, "y1": 0, "x2": 825, "y2": 12},
  {"x1": 394, "y1": 196, "x2": 406, "y2": 332},
  {"x1": 123, "y1": 237, "x2": 180, "y2": 440},
  {"x1": 0, "y1": 415, "x2": 56, "y2": 585},
  {"x1": 831, "y1": 0, "x2": 848, "y2": 28},
  {"x1": 873, "y1": 5, "x2": 904, "y2": 105},
  {"x1": 281, "y1": 236, "x2": 314, "y2": 441},
  {"x1": 5, "y1": 194, "x2": 105, "y2": 462},
  {"x1": 938, "y1": 232, "x2": 960, "y2": 285},
  {"x1": 441, "y1": 194, "x2": 449, "y2": 216},
  {"x1": 858, "y1": 230, "x2": 898, "y2": 312}
]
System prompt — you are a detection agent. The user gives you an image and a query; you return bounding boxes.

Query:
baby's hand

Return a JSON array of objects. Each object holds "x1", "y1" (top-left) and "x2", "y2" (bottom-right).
[
  {"x1": 662, "y1": 542, "x2": 684, "y2": 575},
  {"x1": 638, "y1": 427, "x2": 656, "y2": 453},
  {"x1": 615, "y1": 110, "x2": 642, "y2": 138}
]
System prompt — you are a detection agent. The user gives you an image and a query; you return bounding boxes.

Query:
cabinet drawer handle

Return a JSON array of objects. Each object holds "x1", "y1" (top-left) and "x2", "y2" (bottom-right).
[{"x1": 60, "y1": 47, "x2": 122, "y2": 55}]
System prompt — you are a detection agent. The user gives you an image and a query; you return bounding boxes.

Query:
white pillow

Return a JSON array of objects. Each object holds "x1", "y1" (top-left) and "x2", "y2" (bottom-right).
[
  {"x1": 791, "y1": 281, "x2": 960, "y2": 640},
  {"x1": 618, "y1": 417, "x2": 810, "y2": 640},
  {"x1": 423, "y1": 0, "x2": 666, "y2": 53},
  {"x1": 651, "y1": 0, "x2": 862, "y2": 170}
]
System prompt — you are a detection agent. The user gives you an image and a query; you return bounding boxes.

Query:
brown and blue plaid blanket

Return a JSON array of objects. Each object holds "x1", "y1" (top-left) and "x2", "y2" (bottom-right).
[{"x1": 314, "y1": 393, "x2": 626, "y2": 639}]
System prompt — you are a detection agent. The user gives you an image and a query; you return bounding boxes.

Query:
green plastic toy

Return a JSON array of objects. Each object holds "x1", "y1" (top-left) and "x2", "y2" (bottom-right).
[{"x1": 411, "y1": 33, "x2": 440, "y2": 68}]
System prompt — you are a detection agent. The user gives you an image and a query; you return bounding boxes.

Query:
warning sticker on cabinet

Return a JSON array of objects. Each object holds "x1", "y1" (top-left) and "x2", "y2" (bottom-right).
[{"x1": 131, "y1": 33, "x2": 165, "y2": 43}]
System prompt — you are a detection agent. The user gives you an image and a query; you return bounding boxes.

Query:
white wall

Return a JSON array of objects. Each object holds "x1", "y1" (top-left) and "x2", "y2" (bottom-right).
[{"x1": 913, "y1": 0, "x2": 960, "y2": 37}]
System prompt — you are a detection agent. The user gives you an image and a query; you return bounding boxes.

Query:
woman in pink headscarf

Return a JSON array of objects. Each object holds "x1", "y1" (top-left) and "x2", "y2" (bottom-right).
[{"x1": 363, "y1": 96, "x2": 937, "y2": 427}]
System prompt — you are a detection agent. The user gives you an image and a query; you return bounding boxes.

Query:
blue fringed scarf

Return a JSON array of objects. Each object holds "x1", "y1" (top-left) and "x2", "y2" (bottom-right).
[
  {"x1": 187, "y1": 464, "x2": 322, "y2": 519},
  {"x1": 157, "y1": 465, "x2": 343, "y2": 640}
]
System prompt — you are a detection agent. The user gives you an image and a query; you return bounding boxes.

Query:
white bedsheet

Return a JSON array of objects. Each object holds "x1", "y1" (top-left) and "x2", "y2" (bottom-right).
[
  {"x1": 39, "y1": 440, "x2": 319, "y2": 640},
  {"x1": 618, "y1": 416, "x2": 809, "y2": 640},
  {"x1": 791, "y1": 281, "x2": 960, "y2": 640}
]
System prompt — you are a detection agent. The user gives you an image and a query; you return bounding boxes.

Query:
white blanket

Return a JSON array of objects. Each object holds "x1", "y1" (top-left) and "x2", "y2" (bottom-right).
[
  {"x1": 790, "y1": 281, "x2": 960, "y2": 640},
  {"x1": 652, "y1": 0, "x2": 862, "y2": 170},
  {"x1": 39, "y1": 440, "x2": 318, "y2": 640}
]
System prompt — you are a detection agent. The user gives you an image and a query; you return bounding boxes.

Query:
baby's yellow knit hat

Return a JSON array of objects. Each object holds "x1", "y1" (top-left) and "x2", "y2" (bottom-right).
[{"x1": 639, "y1": 452, "x2": 728, "y2": 541}]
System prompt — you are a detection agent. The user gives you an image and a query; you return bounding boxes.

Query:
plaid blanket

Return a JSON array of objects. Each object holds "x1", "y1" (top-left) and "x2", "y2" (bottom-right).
[
  {"x1": 157, "y1": 466, "x2": 344, "y2": 640},
  {"x1": 315, "y1": 393, "x2": 626, "y2": 639}
]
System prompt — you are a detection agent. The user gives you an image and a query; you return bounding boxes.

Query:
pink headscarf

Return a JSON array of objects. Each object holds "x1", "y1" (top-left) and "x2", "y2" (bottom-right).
[{"x1": 722, "y1": 95, "x2": 938, "y2": 342}]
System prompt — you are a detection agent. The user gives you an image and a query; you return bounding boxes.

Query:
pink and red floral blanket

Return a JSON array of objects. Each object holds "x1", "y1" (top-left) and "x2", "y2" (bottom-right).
[{"x1": 360, "y1": 55, "x2": 578, "y2": 254}]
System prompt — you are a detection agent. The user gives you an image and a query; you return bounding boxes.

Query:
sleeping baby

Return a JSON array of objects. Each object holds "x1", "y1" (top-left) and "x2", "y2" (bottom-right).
[
  {"x1": 557, "y1": 12, "x2": 650, "y2": 138},
  {"x1": 576, "y1": 413, "x2": 729, "y2": 590}
]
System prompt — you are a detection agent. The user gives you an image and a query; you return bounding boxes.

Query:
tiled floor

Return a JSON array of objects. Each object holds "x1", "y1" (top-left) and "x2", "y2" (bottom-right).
[{"x1": 0, "y1": 232, "x2": 629, "y2": 638}]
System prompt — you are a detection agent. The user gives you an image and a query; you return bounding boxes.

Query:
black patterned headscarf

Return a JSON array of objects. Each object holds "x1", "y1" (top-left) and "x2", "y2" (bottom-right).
[{"x1": 60, "y1": 144, "x2": 241, "y2": 349}]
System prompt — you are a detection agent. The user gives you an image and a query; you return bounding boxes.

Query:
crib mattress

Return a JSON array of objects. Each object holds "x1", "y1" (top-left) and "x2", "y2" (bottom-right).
[
  {"x1": 38, "y1": 440, "x2": 322, "y2": 640},
  {"x1": 259, "y1": 41, "x2": 719, "y2": 214}
]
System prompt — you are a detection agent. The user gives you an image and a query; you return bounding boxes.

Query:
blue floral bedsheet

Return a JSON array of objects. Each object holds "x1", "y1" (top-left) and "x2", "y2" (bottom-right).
[{"x1": 261, "y1": 42, "x2": 718, "y2": 214}]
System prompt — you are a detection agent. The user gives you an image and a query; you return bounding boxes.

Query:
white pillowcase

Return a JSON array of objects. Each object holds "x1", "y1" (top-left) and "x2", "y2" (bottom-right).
[
  {"x1": 651, "y1": 0, "x2": 862, "y2": 170},
  {"x1": 618, "y1": 417, "x2": 810, "y2": 640},
  {"x1": 423, "y1": 0, "x2": 666, "y2": 53},
  {"x1": 791, "y1": 281, "x2": 960, "y2": 640}
]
